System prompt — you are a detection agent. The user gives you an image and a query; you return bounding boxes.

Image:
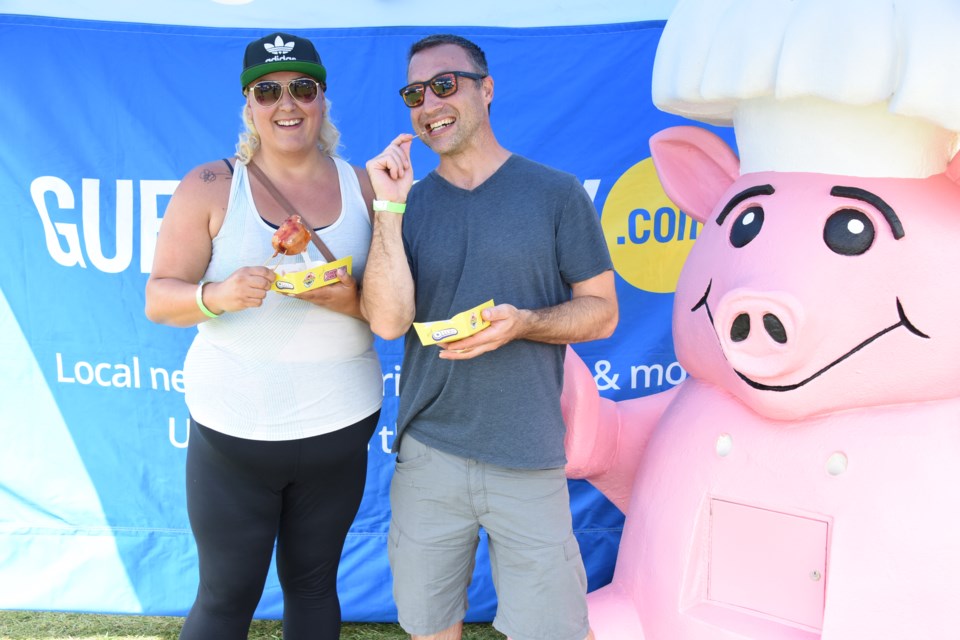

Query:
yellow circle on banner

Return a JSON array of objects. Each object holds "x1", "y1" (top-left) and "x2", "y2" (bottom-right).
[{"x1": 601, "y1": 158, "x2": 701, "y2": 294}]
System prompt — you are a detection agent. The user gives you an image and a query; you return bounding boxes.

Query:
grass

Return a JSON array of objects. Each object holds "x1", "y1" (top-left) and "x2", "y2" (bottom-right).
[{"x1": 0, "y1": 611, "x2": 506, "y2": 639}]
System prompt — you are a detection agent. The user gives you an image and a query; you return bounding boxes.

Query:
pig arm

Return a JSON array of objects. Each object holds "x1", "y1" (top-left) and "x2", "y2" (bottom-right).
[{"x1": 562, "y1": 346, "x2": 679, "y2": 512}]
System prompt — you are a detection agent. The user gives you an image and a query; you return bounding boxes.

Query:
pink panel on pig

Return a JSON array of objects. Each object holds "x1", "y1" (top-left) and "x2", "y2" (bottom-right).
[{"x1": 707, "y1": 499, "x2": 827, "y2": 629}]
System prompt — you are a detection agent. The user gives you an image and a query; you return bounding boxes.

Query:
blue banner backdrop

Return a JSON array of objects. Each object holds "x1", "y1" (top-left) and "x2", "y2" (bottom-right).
[{"x1": 0, "y1": 15, "x2": 729, "y2": 620}]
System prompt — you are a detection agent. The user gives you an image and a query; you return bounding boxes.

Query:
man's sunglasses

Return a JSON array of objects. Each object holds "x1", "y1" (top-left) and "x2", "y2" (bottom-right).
[
  {"x1": 246, "y1": 78, "x2": 325, "y2": 107},
  {"x1": 399, "y1": 71, "x2": 487, "y2": 108}
]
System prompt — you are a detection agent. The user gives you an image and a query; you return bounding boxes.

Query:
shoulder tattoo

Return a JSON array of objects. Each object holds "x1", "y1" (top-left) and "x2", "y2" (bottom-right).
[{"x1": 198, "y1": 168, "x2": 231, "y2": 184}]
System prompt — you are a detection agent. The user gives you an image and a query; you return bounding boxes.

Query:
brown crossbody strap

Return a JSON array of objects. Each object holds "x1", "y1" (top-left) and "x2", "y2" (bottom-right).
[{"x1": 245, "y1": 160, "x2": 338, "y2": 262}]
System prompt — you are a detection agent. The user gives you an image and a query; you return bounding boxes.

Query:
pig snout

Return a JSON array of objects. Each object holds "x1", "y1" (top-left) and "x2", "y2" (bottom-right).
[{"x1": 713, "y1": 289, "x2": 807, "y2": 380}]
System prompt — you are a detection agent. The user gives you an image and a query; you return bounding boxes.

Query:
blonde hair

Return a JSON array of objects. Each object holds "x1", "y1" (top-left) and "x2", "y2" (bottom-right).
[{"x1": 235, "y1": 96, "x2": 342, "y2": 164}]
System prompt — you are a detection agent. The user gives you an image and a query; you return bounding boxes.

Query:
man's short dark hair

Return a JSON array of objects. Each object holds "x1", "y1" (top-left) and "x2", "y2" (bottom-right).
[{"x1": 408, "y1": 34, "x2": 489, "y2": 76}]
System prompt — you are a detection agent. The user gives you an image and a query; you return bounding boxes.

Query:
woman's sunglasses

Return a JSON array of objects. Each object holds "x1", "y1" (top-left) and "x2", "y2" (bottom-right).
[
  {"x1": 246, "y1": 78, "x2": 324, "y2": 107},
  {"x1": 399, "y1": 71, "x2": 487, "y2": 108}
]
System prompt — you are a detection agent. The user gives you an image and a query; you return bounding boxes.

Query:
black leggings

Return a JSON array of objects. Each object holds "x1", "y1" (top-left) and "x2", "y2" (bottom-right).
[{"x1": 179, "y1": 412, "x2": 379, "y2": 640}]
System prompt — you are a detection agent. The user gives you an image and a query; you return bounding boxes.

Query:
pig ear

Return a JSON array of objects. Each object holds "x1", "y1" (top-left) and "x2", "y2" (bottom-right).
[
  {"x1": 650, "y1": 126, "x2": 740, "y2": 223},
  {"x1": 946, "y1": 149, "x2": 960, "y2": 185}
]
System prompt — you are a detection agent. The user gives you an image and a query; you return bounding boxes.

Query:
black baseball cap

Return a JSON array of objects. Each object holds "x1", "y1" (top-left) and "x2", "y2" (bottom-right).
[{"x1": 241, "y1": 32, "x2": 327, "y2": 90}]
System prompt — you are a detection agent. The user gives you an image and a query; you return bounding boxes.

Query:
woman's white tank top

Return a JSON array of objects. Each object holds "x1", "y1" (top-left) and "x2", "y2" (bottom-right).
[{"x1": 183, "y1": 158, "x2": 382, "y2": 441}]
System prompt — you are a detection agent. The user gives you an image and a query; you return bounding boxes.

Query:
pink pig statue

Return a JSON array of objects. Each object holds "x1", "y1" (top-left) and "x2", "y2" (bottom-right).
[
  {"x1": 564, "y1": 127, "x2": 960, "y2": 639},
  {"x1": 563, "y1": 1, "x2": 960, "y2": 638}
]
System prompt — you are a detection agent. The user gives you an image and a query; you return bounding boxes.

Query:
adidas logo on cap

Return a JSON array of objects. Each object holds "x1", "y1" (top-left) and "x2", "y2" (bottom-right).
[{"x1": 264, "y1": 35, "x2": 295, "y2": 56}]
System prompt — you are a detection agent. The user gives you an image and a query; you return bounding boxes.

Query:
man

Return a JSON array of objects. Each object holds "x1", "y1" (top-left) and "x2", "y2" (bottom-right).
[{"x1": 362, "y1": 34, "x2": 617, "y2": 640}]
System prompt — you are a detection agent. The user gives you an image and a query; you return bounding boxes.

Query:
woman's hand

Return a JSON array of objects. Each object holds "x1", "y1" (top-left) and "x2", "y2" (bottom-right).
[
  {"x1": 294, "y1": 267, "x2": 363, "y2": 318},
  {"x1": 203, "y1": 267, "x2": 277, "y2": 315}
]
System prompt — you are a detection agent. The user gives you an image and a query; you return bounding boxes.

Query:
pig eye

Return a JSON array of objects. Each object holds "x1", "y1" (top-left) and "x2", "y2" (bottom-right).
[
  {"x1": 823, "y1": 209, "x2": 875, "y2": 255},
  {"x1": 730, "y1": 206, "x2": 764, "y2": 248}
]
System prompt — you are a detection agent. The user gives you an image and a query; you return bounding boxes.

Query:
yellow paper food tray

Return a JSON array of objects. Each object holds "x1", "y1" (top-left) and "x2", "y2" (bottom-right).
[
  {"x1": 271, "y1": 256, "x2": 352, "y2": 294},
  {"x1": 413, "y1": 299, "x2": 494, "y2": 346}
]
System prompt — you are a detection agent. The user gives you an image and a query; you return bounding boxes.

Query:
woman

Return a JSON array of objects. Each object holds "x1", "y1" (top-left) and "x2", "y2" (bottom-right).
[{"x1": 145, "y1": 32, "x2": 381, "y2": 639}]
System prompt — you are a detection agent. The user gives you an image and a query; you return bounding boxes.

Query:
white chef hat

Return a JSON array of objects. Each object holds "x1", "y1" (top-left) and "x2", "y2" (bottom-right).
[{"x1": 652, "y1": 0, "x2": 960, "y2": 178}]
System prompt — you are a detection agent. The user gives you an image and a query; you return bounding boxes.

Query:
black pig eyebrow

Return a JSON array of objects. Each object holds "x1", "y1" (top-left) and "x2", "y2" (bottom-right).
[
  {"x1": 830, "y1": 186, "x2": 904, "y2": 239},
  {"x1": 716, "y1": 184, "x2": 775, "y2": 225}
]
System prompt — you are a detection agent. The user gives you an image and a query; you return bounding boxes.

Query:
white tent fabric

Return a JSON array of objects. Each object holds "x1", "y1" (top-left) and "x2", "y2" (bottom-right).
[{"x1": 1, "y1": 0, "x2": 679, "y2": 28}]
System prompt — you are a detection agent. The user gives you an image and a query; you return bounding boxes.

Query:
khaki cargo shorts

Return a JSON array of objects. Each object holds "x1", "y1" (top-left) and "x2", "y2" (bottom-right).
[{"x1": 388, "y1": 433, "x2": 590, "y2": 640}]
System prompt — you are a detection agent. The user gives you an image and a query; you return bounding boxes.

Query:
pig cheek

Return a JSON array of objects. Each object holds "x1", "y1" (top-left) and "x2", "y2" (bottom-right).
[
  {"x1": 888, "y1": 263, "x2": 960, "y2": 401},
  {"x1": 672, "y1": 230, "x2": 738, "y2": 388},
  {"x1": 869, "y1": 189, "x2": 960, "y2": 402},
  {"x1": 673, "y1": 303, "x2": 726, "y2": 383}
]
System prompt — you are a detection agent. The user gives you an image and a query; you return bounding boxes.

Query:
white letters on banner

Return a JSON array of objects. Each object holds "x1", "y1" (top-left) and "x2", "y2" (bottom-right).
[
  {"x1": 31, "y1": 176, "x2": 178, "y2": 274},
  {"x1": 56, "y1": 353, "x2": 141, "y2": 388},
  {"x1": 168, "y1": 417, "x2": 189, "y2": 449},
  {"x1": 55, "y1": 352, "x2": 183, "y2": 391},
  {"x1": 594, "y1": 357, "x2": 689, "y2": 391}
]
